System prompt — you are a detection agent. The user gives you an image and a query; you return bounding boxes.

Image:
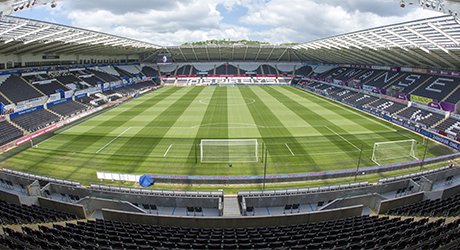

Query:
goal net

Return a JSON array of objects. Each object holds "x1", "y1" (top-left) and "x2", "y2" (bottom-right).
[
  {"x1": 200, "y1": 139, "x2": 258, "y2": 163},
  {"x1": 371, "y1": 139, "x2": 418, "y2": 165}
]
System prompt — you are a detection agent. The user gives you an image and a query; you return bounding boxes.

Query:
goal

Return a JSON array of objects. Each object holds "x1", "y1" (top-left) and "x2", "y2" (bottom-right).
[
  {"x1": 200, "y1": 139, "x2": 258, "y2": 163},
  {"x1": 371, "y1": 139, "x2": 418, "y2": 165}
]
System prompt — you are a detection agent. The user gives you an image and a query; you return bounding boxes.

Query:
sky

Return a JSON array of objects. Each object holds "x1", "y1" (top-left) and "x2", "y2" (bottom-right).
[{"x1": 13, "y1": 0, "x2": 442, "y2": 46}]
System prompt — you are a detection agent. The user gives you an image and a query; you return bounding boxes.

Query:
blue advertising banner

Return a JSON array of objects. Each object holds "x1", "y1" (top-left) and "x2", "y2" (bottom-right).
[{"x1": 10, "y1": 106, "x2": 44, "y2": 119}]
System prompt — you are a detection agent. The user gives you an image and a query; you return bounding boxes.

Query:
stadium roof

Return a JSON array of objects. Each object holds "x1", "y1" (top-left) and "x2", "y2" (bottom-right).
[
  {"x1": 144, "y1": 45, "x2": 302, "y2": 63},
  {"x1": 293, "y1": 15, "x2": 460, "y2": 70},
  {"x1": 0, "y1": 15, "x2": 161, "y2": 55},
  {"x1": 0, "y1": 8, "x2": 460, "y2": 70}
]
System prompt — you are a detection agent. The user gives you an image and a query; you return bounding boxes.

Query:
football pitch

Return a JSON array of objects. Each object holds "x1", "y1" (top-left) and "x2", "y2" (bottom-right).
[{"x1": 0, "y1": 86, "x2": 454, "y2": 184}]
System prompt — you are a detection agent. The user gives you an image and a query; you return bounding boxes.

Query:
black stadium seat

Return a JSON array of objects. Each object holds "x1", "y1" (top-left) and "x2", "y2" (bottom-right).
[
  {"x1": 0, "y1": 120, "x2": 23, "y2": 146},
  {"x1": 1, "y1": 216, "x2": 458, "y2": 249}
]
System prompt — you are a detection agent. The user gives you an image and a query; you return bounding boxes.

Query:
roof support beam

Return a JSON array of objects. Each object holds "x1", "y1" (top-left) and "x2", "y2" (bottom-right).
[
  {"x1": 427, "y1": 23, "x2": 459, "y2": 45},
  {"x1": 4, "y1": 26, "x2": 50, "y2": 44},
  {"x1": 405, "y1": 26, "x2": 449, "y2": 53},
  {"x1": 204, "y1": 46, "x2": 211, "y2": 61},
  {"x1": 385, "y1": 29, "x2": 430, "y2": 53},
  {"x1": 254, "y1": 46, "x2": 263, "y2": 61},
  {"x1": 265, "y1": 46, "x2": 276, "y2": 61},
  {"x1": 276, "y1": 47, "x2": 289, "y2": 61},
  {"x1": 0, "y1": 22, "x2": 28, "y2": 36},
  {"x1": 177, "y1": 47, "x2": 188, "y2": 61},
  {"x1": 23, "y1": 29, "x2": 68, "y2": 44}
]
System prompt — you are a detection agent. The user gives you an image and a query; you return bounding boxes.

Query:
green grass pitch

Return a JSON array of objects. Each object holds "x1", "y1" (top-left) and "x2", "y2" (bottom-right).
[{"x1": 0, "y1": 86, "x2": 454, "y2": 184}]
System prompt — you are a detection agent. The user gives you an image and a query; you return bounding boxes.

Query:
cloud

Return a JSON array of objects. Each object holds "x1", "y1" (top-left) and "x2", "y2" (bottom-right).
[{"x1": 15, "y1": 0, "x2": 443, "y2": 45}]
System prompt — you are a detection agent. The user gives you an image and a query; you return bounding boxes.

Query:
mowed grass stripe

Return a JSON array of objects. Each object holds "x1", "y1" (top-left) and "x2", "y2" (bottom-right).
[
  {"x1": 282, "y1": 87, "x2": 395, "y2": 147},
  {"x1": 263, "y1": 86, "x2": 363, "y2": 161},
  {"x1": 109, "y1": 87, "x2": 205, "y2": 167},
  {"x1": 285, "y1": 87, "x2": 395, "y2": 134},
  {"x1": 226, "y1": 87, "x2": 261, "y2": 139},
  {"x1": 63, "y1": 87, "x2": 181, "y2": 135},
  {"x1": 13, "y1": 87, "x2": 187, "y2": 180},
  {"x1": 238, "y1": 86, "x2": 318, "y2": 168},
  {"x1": 39, "y1": 87, "x2": 182, "y2": 153},
  {"x1": 194, "y1": 87, "x2": 229, "y2": 139},
  {"x1": 187, "y1": 87, "x2": 228, "y2": 165}
]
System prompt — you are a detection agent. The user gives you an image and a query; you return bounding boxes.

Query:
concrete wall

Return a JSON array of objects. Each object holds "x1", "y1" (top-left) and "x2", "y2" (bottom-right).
[
  {"x1": 0, "y1": 172, "x2": 36, "y2": 188},
  {"x1": 377, "y1": 192, "x2": 424, "y2": 214},
  {"x1": 89, "y1": 190, "x2": 220, "y2": 209},
  {"x1": 102, "y1": 205, "x2": 363, "y2": 228},
  {"x1": 425, "y1": 167, "x2": 460, "y2": 183},
  {"x1": 441, "y1": 184, "x2": 460, "y2": 199},
  {"x1": 38, "y1": 197, "x2": 86, "y2": 219},
  {"x1": 0, "y1": 189, "x2": 21, "y2": 205},
  {"x1": 320, "y1": 193, "x2": 384, "y2": 212},
  {"x1": 45, "y1": 183, "x2": 91, "y2": 198},
  {"x1": 243, "y1": 180, "x2": 410, "y2": 208},
  {"x1": 77, "y1": 197, "x2": 145, "y2": 215}
]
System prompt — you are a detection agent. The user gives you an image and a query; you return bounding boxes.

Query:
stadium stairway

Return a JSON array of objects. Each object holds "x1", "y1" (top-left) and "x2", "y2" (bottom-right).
[
  {"x1": 394, "y1": 105, "x2": 410, "y2": 116},
  {"x1": 443, "y1": 84, "x2": 460, "y2": 102},
  {"x1": 432, "y1": 117, "x2": 449, "y2": 129},
  {"x1": 20, "y1": 76, "x2": 46, "y2": 97},
  {"x1": 7, "y1": 120, "x2": 28, "y2": 135},
  {"x1": 223, "y1": 196, "x2": 241, "y2": 216},
  {"x1": 44, "y1": 107, "x2": 63, "y2": 119},
  {"x1": 382, "y1": 73, "x2": 406, "y2": 89},
  {"x1": 407, "y1": 76, "x2": 434, "y2": 95},
  {"x1": 0, "y1": 91, "x2": 13, "y2": 105}
]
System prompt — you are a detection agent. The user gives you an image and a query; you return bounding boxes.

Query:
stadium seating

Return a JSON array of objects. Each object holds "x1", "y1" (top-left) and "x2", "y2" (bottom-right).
[
  {"x1": 175, "y1": 65, "x2": 191, "y2": 76},
  {"x1": 0, "y1": 120, "x2": 23, "y2": 146},
  {"x1": 385, "y1": 73, "x2": 432, "y2": 93},
  {"x1": 0, "y1": 93, "x2": 10, "y2": 105},
  {"x1": 293, "y1": 66, "x2": 312, "y2": 76},
  {"x1": 11, "y1": 109, "x2": 60, "y2": 132},
  {"x1": 360, "y1": 70, "x2": 402, "y2": 89},
  {"x1": 75, "y1": 95, "x2": 94, "y2": 105},
  {"x1": 55, "y1": 74, "x2": 82, "y2": 85},
  {"x1": 117, "y1": 65, "x2": 143, "y2": 76},
  {"x1": 0, "y1": 200, "x2": 76, "y2": 225},
  {"x1": 396, "y1": 107, "x2": 445, "y2": 128},
  {"x1": 364, "y1": 99, "x2": 406, "y2": 115},
  {"x1": 215, "y1": 64, "x2": 238, "y2": 75},
  {"x1": 386, "y1": 193, "x2": 460, "y2": 217},
  {"x1": 48, "y1": 101, "x2": 87, "y2": 117},
  {"x1": 141, "y1": 66, "x2": 159, "y2": 77},
  {"x1": 33, "y1": 81, "x2": 69, "y2": 96},
  {"x1": 88, "y1": 69, "x2": 120, "y2": 82},
  {"x1": 80, "y1": 76, "x2": 103, "y2": 86},
  {"x1": 113, "y1": 67, "x2": 134, "y2": 78},
  {"x1": 329, "y1": 89, "x2": 358, "y2": 101},
  {"x1": 435, "y1": 117, "x2": 460, "y2": 138},
  {"x1": 344, "y1": 93, "x2": 380, "y2": 107},
  {"x1": 0, "y1": 76, "x2": 44, "y2": 103},
  {"x1": 409, "y1": 76, "x2": 460, "y2": 101},
  {"x1": 1, "y1": 216, "x2": 458, "y2": 249},
  {"x1": 445, "y1": 87, "x2": 460, "y2": 104},
  {"x1": 22, "y1": 74, "x2": 51, "y2": 82}
]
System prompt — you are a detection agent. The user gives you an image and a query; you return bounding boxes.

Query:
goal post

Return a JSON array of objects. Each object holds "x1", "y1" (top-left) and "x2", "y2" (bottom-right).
[
  {"x1": 371, "y1": 139, "x2": 418, "y2": 166},
  {"x1": 200, "y1": 139, "x2": 258, "y2": 163}
]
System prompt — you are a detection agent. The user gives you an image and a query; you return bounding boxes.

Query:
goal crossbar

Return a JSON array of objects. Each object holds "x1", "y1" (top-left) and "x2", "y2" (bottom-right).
[
  {"x1": 200, "y1": 139, "x2": 258, "y2": 163},
  {"x1": 371, "y1": 139, "x2": 418, "y2": 166}
]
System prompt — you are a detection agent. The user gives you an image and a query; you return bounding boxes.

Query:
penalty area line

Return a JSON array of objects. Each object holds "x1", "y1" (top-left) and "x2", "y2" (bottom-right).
[
  {"x1": 96, "y1": 127, "x2": 131, "y2": 154},
  {"x1": 325, "y1": 126, "x2": 361, "y2": 151},
  {"x1": 285, "y1": 143, "x2": 295, "y2": 156},
  {"x1": 163, "y1": 144, "x2": 173, "y2": 157}
]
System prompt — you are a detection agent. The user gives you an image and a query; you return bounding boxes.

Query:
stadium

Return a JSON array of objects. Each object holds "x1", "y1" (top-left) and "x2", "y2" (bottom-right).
[{"x1": 0, "y1": 0, "x2": 459, "y2": 249}]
